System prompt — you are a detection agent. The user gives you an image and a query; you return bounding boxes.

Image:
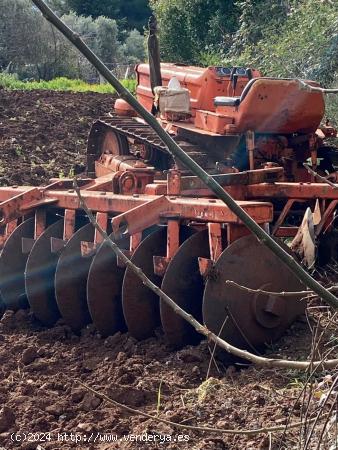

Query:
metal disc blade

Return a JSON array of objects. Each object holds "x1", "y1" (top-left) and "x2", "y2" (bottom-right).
[
  {"x1": 203, "y1": 234, "x2": 306, "y2": 351},
  {"x1": 25, "y1": 220, "x2": 63, "y2": 326},
  {"x1": 0, "y1": 218, "x2": 34, "y2": 310},
  {"x1": 122, "y1": 227, "x2": 166, "y2": 340},
  {"x1": 160, "y1": 229, "x2": 210, "y2": 348},
  {"x1": 87, "y1": 234, "x2": 129, "y2": 337},
  {"x1": 122, "y1": 226, "x2": 194, "y2": 340},
  {"x1": 55, "y1": 223, "x2": 94, "y2": 332}
]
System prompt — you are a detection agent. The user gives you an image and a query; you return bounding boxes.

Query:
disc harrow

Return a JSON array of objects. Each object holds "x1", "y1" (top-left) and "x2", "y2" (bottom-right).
[
  {"x1": 0, "y1": 58, "x2": 337, "y2": 359},
  {"x1": 0, "y1": 142, "x2": 336, "y2": 358},
  {"x1": 0, "y1": 175, "x2": 309, "y2": 357}
]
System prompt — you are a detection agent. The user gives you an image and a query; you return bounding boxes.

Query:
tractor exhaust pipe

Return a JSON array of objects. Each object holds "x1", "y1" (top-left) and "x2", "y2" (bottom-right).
[{"x1": 147, "y1": 15, "x2": 162, "y2": 94}]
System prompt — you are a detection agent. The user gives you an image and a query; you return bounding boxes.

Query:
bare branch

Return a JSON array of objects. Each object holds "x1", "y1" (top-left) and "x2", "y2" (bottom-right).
[
  {"x1": 225, "y1": 279, "x2": 338, "y2": 297},
  {"x1": 77, "y1": 380, "x2": 328, "y2": 436},
  {"x1": 298, "y1": 79, "x2": 338, "y2": 94},
  {"x1": 303, "y1": 163, "x2": 338, "y2": 189}
]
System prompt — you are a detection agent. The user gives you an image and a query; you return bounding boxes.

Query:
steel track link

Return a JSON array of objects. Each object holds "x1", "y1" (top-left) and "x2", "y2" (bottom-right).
[{"x1": 87, "y1": 114, "x2": 209, "y2": 174}]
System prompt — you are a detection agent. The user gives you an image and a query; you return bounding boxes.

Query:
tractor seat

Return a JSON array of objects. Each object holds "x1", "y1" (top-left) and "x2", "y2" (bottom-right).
[
  {"x1": 214, "y1": 96, "x2": 240, "y2": 107},
  {"x1": 213, "y1": 78, "x2": 258, "y2": 108}
]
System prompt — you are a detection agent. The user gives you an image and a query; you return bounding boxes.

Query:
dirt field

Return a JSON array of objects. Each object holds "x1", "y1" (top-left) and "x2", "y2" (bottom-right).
[
  {"x1": 0, "y1": 90, "x2": 115, "y2": 186},
  {"x1": 0, "y1": 90, "x2": 336, "y2": 450}
]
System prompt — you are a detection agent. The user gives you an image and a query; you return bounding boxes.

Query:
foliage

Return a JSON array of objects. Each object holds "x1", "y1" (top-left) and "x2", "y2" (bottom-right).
[
  {"x1": 0, "y1": 0, "x2": 66, "y2": 79},
  {"x1": 118, "y1": 0, "x2": 152, "y2": 31},
  {"x1": 230, "y1": 0, "x2": 290, "y2": 56},
  {"x1": 150, "y1": 0, "x2": 338, "y2": 83},
  {"x1": 61, "y1": 0, "x2": 151, "y2": 31},
  {"x1": 65, "y1": 0, "x2": 119, "y2": 18},
  {"x1": 60, "y1": 12, "x2": 124, "y2": 80},
  {"x1": 0, "y1": 73, "x2": 136, "y2": 94},
  {"x1": 226, "y1": 0, "x2": 338, "y2": 121},
  {"x1": 46, "y1": 0, "x2": 70, "y2": 15},
  {"x1": 122, "y1": 29, "x2": 146, "y2": 64},
  {"x1": 326, "y1": 77, "x2": 338, "y2": 126},
  {"x1": 229, "y1": 0, "x2": 338, "y2": 84},
  {"x1": 0, "y1": 0, "x2": 146, "y2": 81},
  {"x1": 150, "y1": 0, "x2": 239, "y2": 64}
]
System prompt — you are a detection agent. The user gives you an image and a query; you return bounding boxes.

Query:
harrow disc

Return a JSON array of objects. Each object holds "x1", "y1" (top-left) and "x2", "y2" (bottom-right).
[
  {"x1": 122, "y1": 227, "x2": 166, "y2": 340},
  {"x1": 55, "y1": 223, "x2": 94, "y2": 332},
  {"x1": 87, "y1": 234, "x2": 129, "y2": 337},
  {"x1": 0, "y1": 218, "x2": 34, "y2": 310},
  {"x1": 122, "y1": 226, "x2": 194, "y2": 340},
  {"x1": 160, "y1": 229, "x2": 210, "y2": 348},
  {"x1": 25, "y1": 220, "x2": 63, "y2": 326},
  {"x1": 203, "y1": 235, "x2": 306, "y2": 352}
]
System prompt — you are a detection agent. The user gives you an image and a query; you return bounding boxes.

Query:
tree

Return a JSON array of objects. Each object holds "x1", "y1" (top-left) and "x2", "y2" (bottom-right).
[
  {"x1": 228, "y1": 0, "x2": 338, "y2": 84},
  {"x1": 149, "y1": 0, "x2": 239, "y2": 64},
  {"x1": 122, "y1": 29, "x2": 146, "y2": 64},
  {"x1": 119, "y1": 0, "x2": 151, "y2": 31},
  {"x1": 61, "y1": 13, "x2": 125, "y2": 79},
  {"x1": 0, "y1": 1, "x2": 135, "y2": 81},
  {"x1": 46, "y1": 0, "x2": 70, "y2": 15},
  {"x1": 230, "y1": 0, "x2": 290, "y2": 55},
  {"x1": 65, "y1": 0, "x2": 120, "y2": 19},
  {"x1": 63, "y1": 0, "x2": 150, "y2": 31},
  {"x1": 0, "y1": 0, "x2": 74, "y2": 79}
]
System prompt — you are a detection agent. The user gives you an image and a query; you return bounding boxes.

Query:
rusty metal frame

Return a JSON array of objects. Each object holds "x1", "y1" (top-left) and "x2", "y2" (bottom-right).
[
  {"x1": 246, "y1": 182, "x2": 338, "y2": 200},
  {"x1": 315, "y1": 200, "x2": 338, "y2": 236},
  {"x1": 153, "y1": 217, "x2": 180, "y2": 276},
  {"x1": 271, "y1": 199, "x2": 296, "y2": 236},
  {"x1": 0, "y1": 175, "x2": 337, "y2": 256}
]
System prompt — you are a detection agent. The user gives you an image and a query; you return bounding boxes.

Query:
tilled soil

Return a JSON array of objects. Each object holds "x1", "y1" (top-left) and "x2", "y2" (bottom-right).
[
  {"x1": 0, "y1": 309, "x2": 333, "y2": 450},
  {"x1": 0, "y1": 90, "x2": 115, "y2": 186},
  {"x1": 0, "y1": 90, "x2": 336, "y2": 450}
]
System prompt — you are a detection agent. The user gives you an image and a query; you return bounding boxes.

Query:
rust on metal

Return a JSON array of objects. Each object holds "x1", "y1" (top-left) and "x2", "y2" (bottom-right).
[
  {"x1": 50, "y1": 237, "x2": 67, "y2": 254},
  {"x1": 315, "y1": 200, "x2": 338, "y2": 236},
  {"x1": 226, "y1": 224, "x2": 250, "y2": 244},
  {"x1": 0, "y1": 219, "x2": 18, "y2": 250},
  {"x1": 63, "y1": 208, "x2": 76, "y2": 241},
  {"x1": 203, "y1": 235, "x2": 306, "y2": 351},
  {"x1": 167, "y1": 169, "x2": 181, "y2": 195},
  {"x1": 80, "y1": 241, "x2": 97, "y2": 258},
  {"x1": 198, "y1": 257, "x2": 214, "y2": 278},
  {"x1": 34, "y1": 208, "x2": 47, "y2": 239},
  {"x1": 207, "y1": 222, "x2": 223, "y2": 261},
  {"x1": 247, "y1": 183, "x2": 338, "y2": 200},
  {"x1": 130, "y1": 232, "x2": 142, "y2": 253},
  {"x1": 94, "y1": 212, "x2": 108, "y2": 244},
  {"x1": 271, "y1": 199, "x2": 296, "y2": 235},
  {"x1": 0, "y1": 188, "x2": 42, "y2": 224}
]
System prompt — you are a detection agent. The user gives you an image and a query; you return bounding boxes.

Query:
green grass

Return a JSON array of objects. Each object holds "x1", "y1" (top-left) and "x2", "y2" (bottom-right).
[{"x1": 0, "y1": 73, "x2": 136, "y2": 94}]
